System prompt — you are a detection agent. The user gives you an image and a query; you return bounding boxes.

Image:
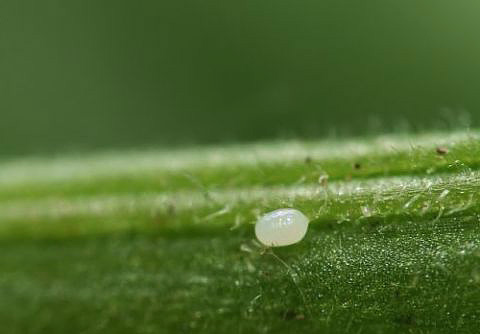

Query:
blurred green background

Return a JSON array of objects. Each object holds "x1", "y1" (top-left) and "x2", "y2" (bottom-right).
[{"x1": 2, "y1": 1, "x2": 480, "y2": 156}]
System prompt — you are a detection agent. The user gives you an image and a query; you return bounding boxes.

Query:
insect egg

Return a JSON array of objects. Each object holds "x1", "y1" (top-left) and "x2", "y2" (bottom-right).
[{"x1": 255, "y1": 208, "x2": 309, "y2": 247}]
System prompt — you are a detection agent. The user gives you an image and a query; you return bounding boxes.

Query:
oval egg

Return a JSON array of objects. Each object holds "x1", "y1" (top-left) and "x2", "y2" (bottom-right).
[{"x1": 255, "y1": 208, "x2": 309, "y2": 247}]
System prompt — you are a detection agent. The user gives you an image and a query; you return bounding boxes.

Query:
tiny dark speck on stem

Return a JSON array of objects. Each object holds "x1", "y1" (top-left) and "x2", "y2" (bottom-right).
[
  {"x1": 353, "y1": 162, "x2": 361, "y2": 170},
  {"x1": 167, "y1": 204, "x2": 176, "y2": 216},
  {"x1": 436, "y1": 146, "x2": 448, "y2": 155},
  {"x1": 281, "y1": 309, "x2": 304, "y2": 321}
]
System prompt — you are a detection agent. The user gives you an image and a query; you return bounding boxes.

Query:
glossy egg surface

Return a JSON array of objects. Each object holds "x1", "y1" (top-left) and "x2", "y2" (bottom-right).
[{"x1": 255, "y1": 208, "x2": 309, "y2": 247}]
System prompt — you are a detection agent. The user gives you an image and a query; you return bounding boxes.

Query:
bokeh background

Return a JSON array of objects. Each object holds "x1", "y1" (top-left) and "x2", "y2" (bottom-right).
[{"x1": 2, "y1": 1, "x2": 480, "y2": 157}]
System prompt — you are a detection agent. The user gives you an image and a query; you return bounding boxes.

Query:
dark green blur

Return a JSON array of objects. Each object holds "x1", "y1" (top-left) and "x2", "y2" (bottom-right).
[{"x1": 2, "y1": 1, "x2": 480, "y2": 156}]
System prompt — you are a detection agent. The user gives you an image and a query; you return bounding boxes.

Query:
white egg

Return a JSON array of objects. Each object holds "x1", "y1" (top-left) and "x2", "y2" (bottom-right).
[{"x1": 255, "y1": 208, "x2": 309, "y2": 247}]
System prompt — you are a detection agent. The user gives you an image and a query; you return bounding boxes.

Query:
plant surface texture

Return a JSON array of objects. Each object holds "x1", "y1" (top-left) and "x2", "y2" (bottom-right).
[{"x1": 1, "y1": 131, "x2": 480, "y2": 333}]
